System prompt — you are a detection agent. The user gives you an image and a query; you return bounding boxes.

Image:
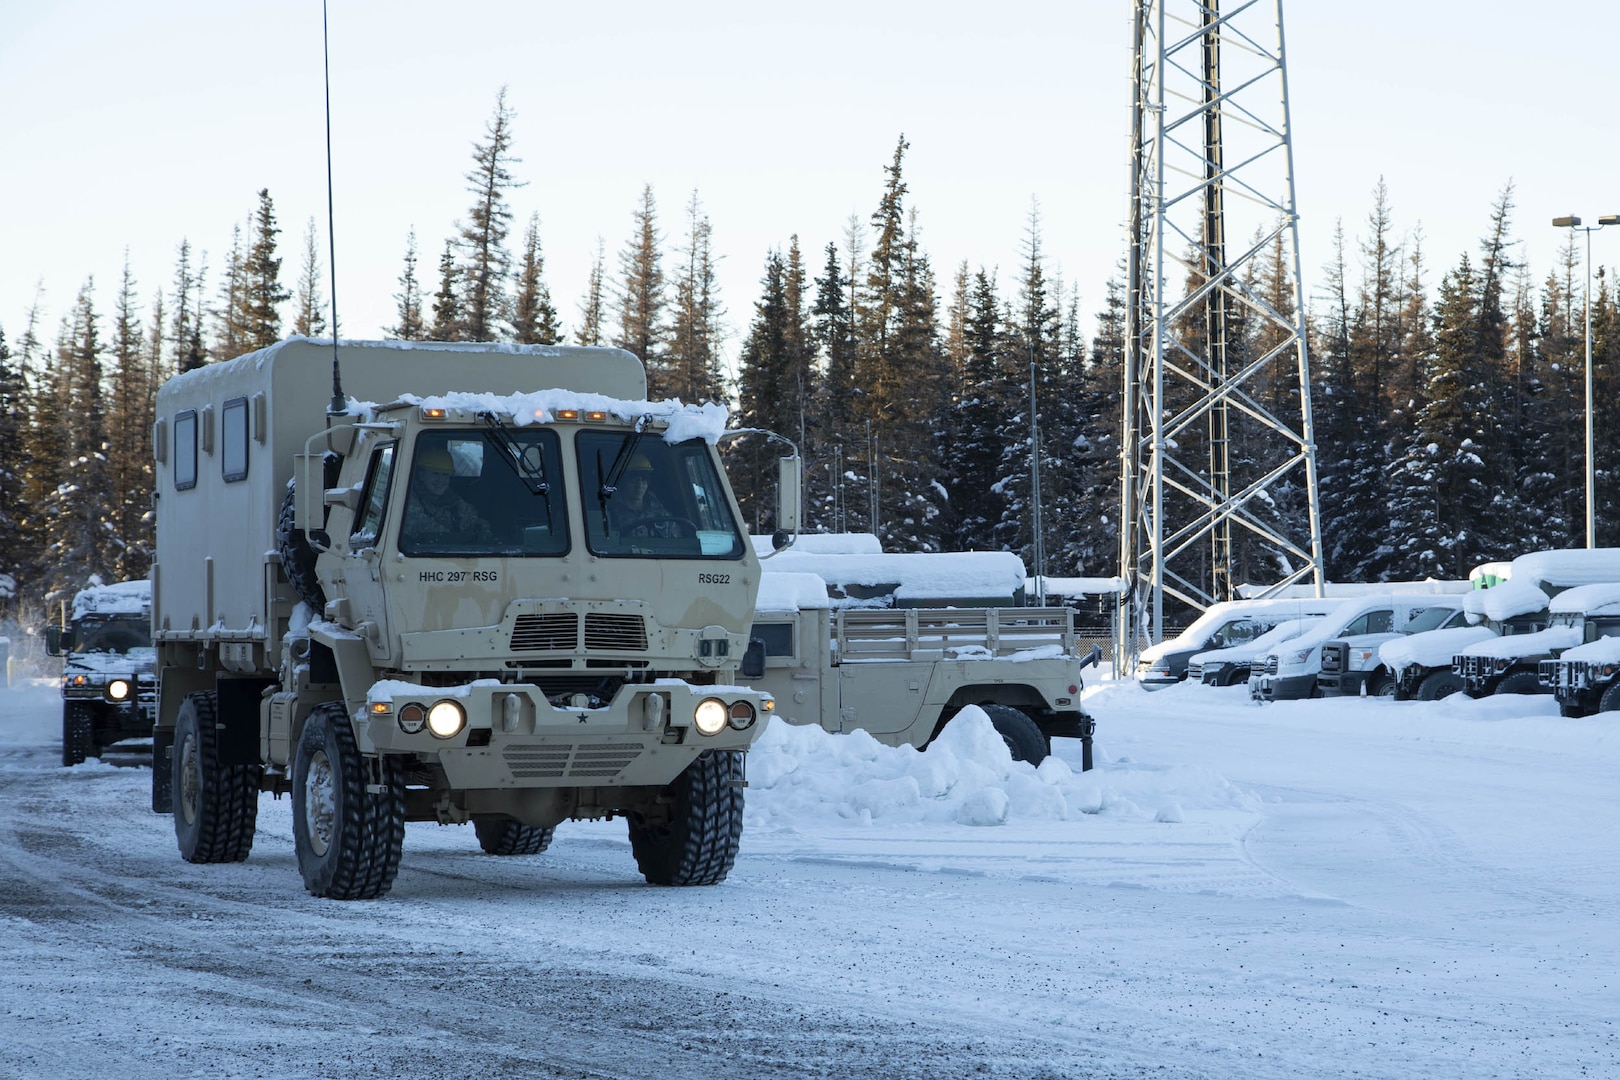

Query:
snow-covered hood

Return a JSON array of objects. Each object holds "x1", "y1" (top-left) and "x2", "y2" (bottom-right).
[
  {"x1": 71, "y1": 579, "x2": 151, "y2": 620},
  {"x1": 1458, "y1": 625, "x2": 1582, "y2": 660},
  {"x1": 1555, "y1": 636, "x2": 1620, "y2": 664},
  {"x1": 1380, "y1": 625, "x2": 1497, "y2": 671}
]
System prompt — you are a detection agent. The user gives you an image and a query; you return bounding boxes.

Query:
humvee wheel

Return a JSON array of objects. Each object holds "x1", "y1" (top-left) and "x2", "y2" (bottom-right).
[
  {"x1": 292, "y1": 703, "x2": 404, "y2": 900},
  {"x1": 173, "y1": 691, "x2": 259, "y2": 863},
  {"x1": 61, "y1": 703, "x2": 95, "y2": 767},
  {"x1": 1598, "y1": 682, "x2": 1620, "y2": 714},
  {"x1": 1416, "y1": 670, "x2": 1465, "y2": 701},
  {"x1": 275, "y1": 484, "x2": 328, "y2": 610},
  {"x1": 982, "y1": 704, "x2": 1049, "y2": 765},
  {"x1": 1494, "y1": 671, "x2": 1543, "y2": 696},
  {"x1": 474, "y1": 818, "x2": 556, "y2": 856},
  {"x1": 628, "y1": 750, "x2": 743, "y2": 886}
]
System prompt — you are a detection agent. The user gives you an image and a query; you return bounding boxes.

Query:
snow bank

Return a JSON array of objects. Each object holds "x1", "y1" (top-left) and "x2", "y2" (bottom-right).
[
  {"x1": 745, "y1": 706, "x2": 1259, "y2": 827},
  {"x1": 1380, "y1": 624, "x2": 1497, "y2": 670}
]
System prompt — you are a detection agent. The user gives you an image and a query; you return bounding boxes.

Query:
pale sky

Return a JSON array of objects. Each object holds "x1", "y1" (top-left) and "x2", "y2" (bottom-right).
[{"x1": 3, "y1": 1, "x2": 1617, "y2": 369}]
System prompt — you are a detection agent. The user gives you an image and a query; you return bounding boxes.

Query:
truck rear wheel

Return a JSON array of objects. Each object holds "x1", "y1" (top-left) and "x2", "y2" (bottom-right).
[
  {"x1": 62, "y1": 703, "x2": 95, "y2": 767},
  {"x1": 474, "y1": 818, "x2": 556, "y2": 856},
  {"x1": 1597, "y1": 682, "x2": 1620, "y2": 714},
  {"x1": 173, "y1": 691, "x2": 260, "y2": 863},
  {"x1": 293, "y1": 703, "x2": 405, "y2": 900},
  {"x1": 275, "y1": 484, "x2": 328, "y2": 611},
  {"x1": 628, "y1": 750, "x2": 743, "y2": 886},
  {"x1": 1416, "y1": 670, "x2": 1465, "y2": 701},
  {"x1": 982, "y1": 704, "x2": 1049, "y2": 764}
]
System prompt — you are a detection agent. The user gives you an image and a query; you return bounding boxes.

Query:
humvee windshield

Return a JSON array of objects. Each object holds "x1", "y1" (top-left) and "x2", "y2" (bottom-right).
[
  {"x1": 1404, "y1": 606, "x2": 1465, "y2": 634},
  {"x1": 398, "y1": 430, "x2": 570, "y2": 557},
  {"x1": 577, "y1": 431, "x2": 745, "y2": 559},
  {"x1": 77, "y1": 616, "x2": 151, "y2": 653}
]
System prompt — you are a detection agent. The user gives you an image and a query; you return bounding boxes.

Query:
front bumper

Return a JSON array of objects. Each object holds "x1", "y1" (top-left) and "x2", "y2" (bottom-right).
[
  {"x1": 1316, "y1": 669, "x2": 1370, "y2": 697},
  {"x1": 1252, "y1": 672, "x2": 1317, "y2": 701},
  {"x1": 363, "y1": 679, "x2": 773, "y2": 789}
]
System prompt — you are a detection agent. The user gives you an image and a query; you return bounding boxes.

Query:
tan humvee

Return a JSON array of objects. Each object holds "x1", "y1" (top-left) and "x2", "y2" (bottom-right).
[
  {"x1": 151, "y1": 339, "x2": 778, "y2": 898},
  {"x1": 740, "y1": 552, "x2": 1099, "y2": 767}
]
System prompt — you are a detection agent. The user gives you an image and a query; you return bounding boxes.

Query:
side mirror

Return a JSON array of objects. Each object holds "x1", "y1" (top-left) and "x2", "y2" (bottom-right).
[
  {"x1": 1083, "y1": 644, "x2": 1103, "y2": 670},
  {"x1": 45, "y1": 626, "x2": 62, "y2": 656},
  {"x1": 776, "y1": 456, "x2": 801, "y2": 535},
  {"x1": 740, "y1": 638, "x2": 766, "y2": 679}
]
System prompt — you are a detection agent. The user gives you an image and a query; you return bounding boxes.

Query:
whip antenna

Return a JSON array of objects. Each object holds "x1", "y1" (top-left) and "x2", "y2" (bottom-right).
[{"x1": 322, "y1": 0, "x2": 346, "y2": 416}]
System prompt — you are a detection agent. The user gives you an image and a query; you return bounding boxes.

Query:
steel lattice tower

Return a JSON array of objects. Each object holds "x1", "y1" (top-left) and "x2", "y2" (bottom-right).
[{"x1": 1119, "y1": 0, "x2": 1324, "y2": 655}]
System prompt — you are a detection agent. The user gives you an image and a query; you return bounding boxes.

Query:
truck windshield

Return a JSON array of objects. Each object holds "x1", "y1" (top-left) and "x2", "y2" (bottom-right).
[
  {"x1": 399, "y1": 430, "x2": 569, "y2": 557},
  {"x1": 77, "y1": 616, "x2": 151, "y2": 653},
  {"x1": 577, "y1": 431, "x2": 745, "y2": 559}
]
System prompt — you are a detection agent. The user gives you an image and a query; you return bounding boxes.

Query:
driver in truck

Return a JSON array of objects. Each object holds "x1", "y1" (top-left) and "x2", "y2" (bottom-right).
[
  {"x1": 402, "y1": 446, "x2": 494, "y2": 548},
  {"x1": 609, "y1": 454, "x2": 670, "y2": 536}
]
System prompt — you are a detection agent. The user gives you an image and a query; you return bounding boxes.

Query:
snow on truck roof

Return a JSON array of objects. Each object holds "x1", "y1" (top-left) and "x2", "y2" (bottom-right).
[
  {"x1": 759, "y1": 549, "x2": 1028, "y2": 607},
  {"x1": 398, "y1": 389, "x2": 731, "y2": 444},
  {"x1": 1548, "y1": 582, "x2": 1620, "y2": 616},
  {"x1": 1506, "y1": 547, "x2": 1620, "y2": 587},
  {"x1": 1463, "y1": 578, "x2": 1551, "y2": 622},
  {"x1": 71, "y1": 579, "x2": 151, "y2": 620}
]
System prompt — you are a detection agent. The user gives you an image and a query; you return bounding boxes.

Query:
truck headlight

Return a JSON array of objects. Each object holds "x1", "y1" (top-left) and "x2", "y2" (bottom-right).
[
  {"x1": 106, "y1": 679, "x2": 132, "y2": 701},
  {"x1": 427, "y1": 700, "x2": 467, "y2": 739},
  {"x1": 694, "y1": 698, "x2": 728, "y2": 735},
  {"x1": 1287, "y1": 647, "x2": 1313, "y2": 665}
]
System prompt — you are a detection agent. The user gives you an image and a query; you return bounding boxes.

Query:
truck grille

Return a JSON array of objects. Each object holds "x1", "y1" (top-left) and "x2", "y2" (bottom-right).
[
  {"x1": 1456, "y1": 654, "x2": 1483, "y2": 680},
  {"x1": 584, "y1": 613, "x2": 647, "y2": 651},
  {"x1": 502, "y1": 742, "x2": 641, "y2": 780},
  {"x1": 1320, "y1": 643, "x2": 1346, "y2": 674},
  {"x1": 511, "y1": 613, "x2": 579, "y2": 651},
  {"x1": 1186, "y1": 662, "x2": 1203, "y2": 680},
  {"x1": 1544, "y1": 659, "x2": 1581, "y2": 690}
]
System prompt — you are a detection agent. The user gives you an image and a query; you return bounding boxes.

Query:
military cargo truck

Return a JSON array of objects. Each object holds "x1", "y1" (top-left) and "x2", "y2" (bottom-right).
[
  {"x1": 741, "y1": 557, "x2": 1101, "y2": 769},
  {"x1": 150, "y1": 339, "x2": 778, "y2": 899},
  {"x1": 47, "y1": 579, "x2": 156, "y2": 766}
]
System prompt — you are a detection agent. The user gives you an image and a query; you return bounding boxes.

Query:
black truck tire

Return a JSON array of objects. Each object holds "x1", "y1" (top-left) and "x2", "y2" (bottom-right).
[
  {"x1": 474, "y1": 818, "x2": 556, "y2": 856},
  {"x1": 173, "y1": 691, "x2": 260, "y2": 863},
  {"x1": 293, "y1": 703, "x2": 406, "y2": 900},
  {"x1": 275, "y1": 483, "x2": 328, "y2": 611},
  {"x1": 1417, "y1": 670, "x2": 1465, "y2": 701},
  {"x1": 982, "y1": 704, "x2": 1050, "y2": 764},
  {"x1": 1598, "y1": 682, "x2": 1620, "y2": 715},
  {"x1": 61, "y1": 703, "x2": 95, "y2": 767},
  {"x1": 1494, "y1": 670, "x2": 1544, "y2": 696},
  {"x1": 1366, "y1": 670, "x2": 1397, "y2": 698},
  {"x1": 628, "y1": 750, "x2": 743, "y2": 886}
]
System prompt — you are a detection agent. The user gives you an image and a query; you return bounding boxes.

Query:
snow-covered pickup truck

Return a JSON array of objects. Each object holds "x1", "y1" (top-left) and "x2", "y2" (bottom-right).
[
  {"x1": 1251, "y1": 593, "x2": 1464, "y2": 702},
  {"x1": 1137, "y1": 597, "x2": 1339, "y2": 689},
  {"x1": 1453, "y1": 582, "x2": 1620, "y2": 697},
  {"x1": 1188, "y1": 617, "x2": 1319, "y2": 687},
  {"x1": 1316, "y1": 601, "x2": 1470, "y2": 697}
]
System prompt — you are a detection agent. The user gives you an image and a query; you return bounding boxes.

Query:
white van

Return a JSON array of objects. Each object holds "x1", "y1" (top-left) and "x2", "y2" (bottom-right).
[
  {"x1": 1136, "y1": 597, "x2": 1341, "y2": 689},
  {"x1": 1250, "y1": 593, "x2": 1468, "y2": 701}
]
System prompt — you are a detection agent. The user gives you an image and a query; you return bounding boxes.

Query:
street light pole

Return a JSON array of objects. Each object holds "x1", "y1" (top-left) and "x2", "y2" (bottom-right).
[{"x1": 1552, "y1": 213, "x2": 1620, "y2": 548}]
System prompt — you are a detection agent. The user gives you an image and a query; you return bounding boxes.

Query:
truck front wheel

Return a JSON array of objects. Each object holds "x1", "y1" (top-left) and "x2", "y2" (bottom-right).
[
  {"x1": 628, "y1": 750, "x2": 743, "y2": 886},
  {"x1": 982, "y1": 704, "x2": 1049, "y2": 764},
  {"x1": 474, "y1": 818, "x2": 555, "y2": 856},
  {"x1": 1494, "y1": 671, "x2": 1544, "y2": 696},
  {"x1": 61, "y1": 703, "x2": 95, "y2": 766},
  {"x1": 1598, "y1": 682, "x2": 1620, "y2": 715},
  {"x1": 292, "y1": 703, "x2": 405, "y2": 900},
  {"x1": 1416, "y1": 670, "x2": 1465, "y2": 701},
  {"x1": 1366, "y1": 670, "x2": 1397, "y2": 698},
  {"x1": 173, "y1": 691, "x2": 260, "y2": 863}
]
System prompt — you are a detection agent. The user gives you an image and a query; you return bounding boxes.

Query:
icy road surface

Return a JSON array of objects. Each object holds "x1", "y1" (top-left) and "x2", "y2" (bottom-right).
[{"x1": 1, "y1": 677, "x2": 1615, "y2": 1079}]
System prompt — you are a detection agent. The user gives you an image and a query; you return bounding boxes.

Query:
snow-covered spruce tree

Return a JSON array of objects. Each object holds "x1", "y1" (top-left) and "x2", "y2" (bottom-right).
[
  {"x1": 574, "y1": 239, "x2": 606, "y2": 347},
  {"x1": 615, "y1": 185, "x2": 667, "y2": 391},
  {"x1": 241, "y1": 189, "x2": 289, "y2": 352},
  {"x1": 510, "y1": 213, "x2": 560, "y2": 346},
  {"x1": 0, "y1": 325, "x2": 30, "y2": 595},
  {"x1": 389, "y1": 229, "x2": 427, "y2": 341},
  {"x1": 170, "y1": 239, "x2": 207, "y2": 373},
  {"x1": 809, "y1": 240, "x2": 857, "y2": 533},
  {"x1": 733, "y1": 248, "x2": 799, "y2": 532},
  {"x1": 940, "y1": 267, "x2": 1011, "y2": 552},
  {"x1": 293, "y1": 217, "x2": 328, "y2": 339},
  {"x1": 214, "y1": 223, "x2": 247, "y2": 360},
  {"x1": 457, "y1": 88, "x2": 522, "y2": 343},
  {"x1": 664, "y1": 192, "x2": 726, "y2": 404},
  {"x1": 106, "y1": 260, "x2": 156, "y2": 581},
  {"x1": 1067, "y1": 269, "x2": 1127, "y2": 578},
  {"x1": 429, "y1": 239, "x2": 463, "y2": 341}
]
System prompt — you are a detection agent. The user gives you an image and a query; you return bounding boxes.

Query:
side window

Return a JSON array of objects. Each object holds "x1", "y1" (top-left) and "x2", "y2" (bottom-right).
[
  {"x1": 1443, "y1": 609, "x2": 1469, "y2": 629},
  {"x1": 350, "y1": 444, "x2": 397, "y2": 549},
  {"x1": 1342, "y1": 610, "x2": 1394, "y2": 636},
  {"x1": 174, "y1": 411, "x2": 198, "y2": 491},
  {"x1": 749, "y1": 622, "x2": 796, "y2": 657},
  {"x1": 222, "y1": 397, "x2": 249, "y2": 482}
]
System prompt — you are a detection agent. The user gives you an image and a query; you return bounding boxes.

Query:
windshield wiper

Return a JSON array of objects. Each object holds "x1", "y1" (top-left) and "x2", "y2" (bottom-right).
[
  {"x1": 478, "y1": 412, "x2": 550, "y2": 497},
  {"x1": 598, "y1": 414, "x2": 654, "y2": 505}
]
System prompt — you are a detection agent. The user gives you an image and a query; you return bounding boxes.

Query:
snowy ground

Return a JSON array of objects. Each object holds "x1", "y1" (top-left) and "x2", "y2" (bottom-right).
[{"x1": 1, "y1": 675, "x2": 1615, "y2": 1079}]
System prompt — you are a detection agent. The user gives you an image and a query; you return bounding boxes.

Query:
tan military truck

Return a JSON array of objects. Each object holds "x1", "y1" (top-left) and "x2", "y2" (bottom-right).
[
  {"x1": 150, "y1": 339, "x2": 779, "y2": 899},
  {"x1": 740, "y1": 552, "x2": 1100, "y2": 769}
]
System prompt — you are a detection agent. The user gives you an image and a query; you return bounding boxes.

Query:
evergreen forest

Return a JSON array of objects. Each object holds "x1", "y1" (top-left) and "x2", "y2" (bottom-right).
[{"x1": 4, "y1": 93, "x2": 1618, "y2": 620}]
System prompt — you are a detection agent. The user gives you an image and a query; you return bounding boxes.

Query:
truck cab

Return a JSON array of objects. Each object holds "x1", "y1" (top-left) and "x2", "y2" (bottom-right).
[
  {"x1": 1136, "y1": 597, "x2": 1338, "y2": 690},
  {"x1": 47, "y1": 579, "x2": 156, "y2": 766},
  {"x1": 1250, "y1": 593, "x2": 1465, "y2": 702},
  {"x1": 1539, "y1": 587, "x2": 1620, "y2": 714},
  {"x1": 1455, "y1": 582, "x2": 1620, "y2": 697},
  {"x1": 1317, "y1": 601, "x2": 1470, "y2": 697}
]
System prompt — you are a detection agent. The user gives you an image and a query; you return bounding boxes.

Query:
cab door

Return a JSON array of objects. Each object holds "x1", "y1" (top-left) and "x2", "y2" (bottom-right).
[{"x1": 334, "y1": 438, "x2": 398, "y2": 660}]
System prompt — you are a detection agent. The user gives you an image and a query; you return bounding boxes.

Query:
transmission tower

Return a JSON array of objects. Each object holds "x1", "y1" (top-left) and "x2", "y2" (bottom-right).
[{"x1": 1119, "y1": 0, "x2": 1324, "y2": 654}]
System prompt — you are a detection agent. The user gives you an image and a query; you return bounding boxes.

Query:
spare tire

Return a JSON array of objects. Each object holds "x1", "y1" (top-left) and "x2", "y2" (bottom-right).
[{"x1": 276, "y1": 484, "x2": 327, "y2": 611}]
